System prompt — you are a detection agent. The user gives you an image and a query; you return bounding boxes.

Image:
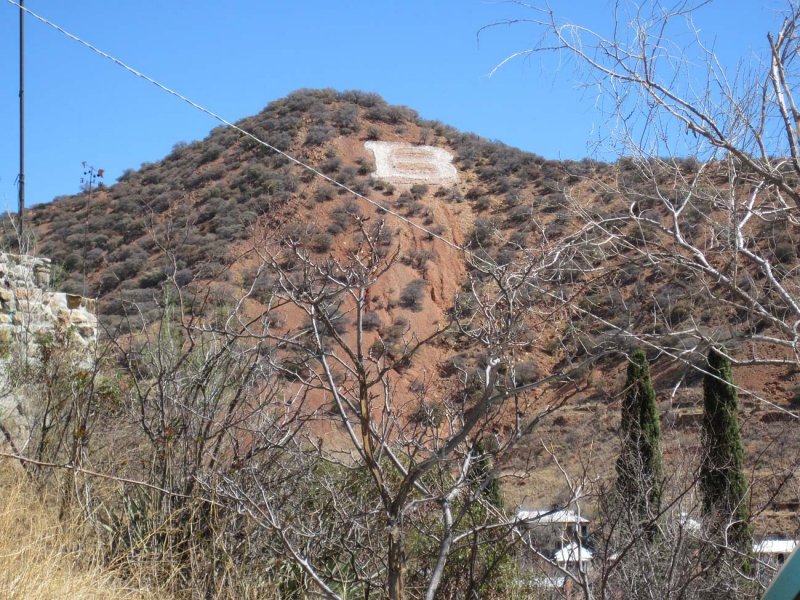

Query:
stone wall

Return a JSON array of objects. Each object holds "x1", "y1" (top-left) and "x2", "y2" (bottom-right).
[
  {"x1": 0, "y1": 253, "x2": 97, "y2": 453},
  {"x1": 0, "y1": 253, "x2": 97, "y2": 347}
]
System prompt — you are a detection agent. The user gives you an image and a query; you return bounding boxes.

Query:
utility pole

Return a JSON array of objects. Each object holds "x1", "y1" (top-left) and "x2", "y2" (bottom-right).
[{"x1": 18, "y1": 0, "x2": 25, "y2": 253}]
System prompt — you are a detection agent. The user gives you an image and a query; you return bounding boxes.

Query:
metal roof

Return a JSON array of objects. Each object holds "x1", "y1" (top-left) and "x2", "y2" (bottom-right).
[
  {"x1": 753, "y1": 539, "x2": 798, "y2": 555},
  {"x1": 553, "y1": 542, "x2": 594, "y2": 563},
  {"x1": 517, "y1": 509, "x2": 589, "y2": 525}
]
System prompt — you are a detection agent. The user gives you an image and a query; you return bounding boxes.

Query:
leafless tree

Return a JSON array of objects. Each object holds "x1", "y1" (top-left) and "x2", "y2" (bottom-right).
[
  {"x1": 490, "y1": 0, "x2": 800, "y2": 372},
  {"x1": 179, "y1": 215, "x2": 609, "y2": 599}
]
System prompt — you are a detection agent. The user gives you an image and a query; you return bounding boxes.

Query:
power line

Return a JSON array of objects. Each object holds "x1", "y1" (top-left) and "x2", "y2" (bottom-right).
[{"x1": 7, "y1": 0, "x2": 797, "y2": 420}]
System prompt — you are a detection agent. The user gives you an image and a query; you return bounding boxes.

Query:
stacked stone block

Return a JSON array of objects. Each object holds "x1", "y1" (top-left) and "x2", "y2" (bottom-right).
[
  {"x1": 0, "y1": 253, "x2": 97, "y2": 347},
  {"x1": 0, "y1": 253, "x2": 97, "y2": 452}
]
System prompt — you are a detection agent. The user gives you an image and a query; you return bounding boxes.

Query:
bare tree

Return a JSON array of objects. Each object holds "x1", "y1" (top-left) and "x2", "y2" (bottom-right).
[
  {"x1": 188, "y1": 216, "x2": 606, "y2": 599},
  {"x1": 489, "y1": 0, "x2": 800, "y2": 372}
]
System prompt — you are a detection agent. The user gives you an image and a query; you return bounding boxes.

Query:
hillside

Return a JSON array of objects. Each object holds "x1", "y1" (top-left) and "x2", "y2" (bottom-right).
[
  {"x1": 9, "y1": 88, "x2": 797, "y2": 518},
  {"x1": 2, "y1": 89, "x2": 797, "y2": 597},
  {"x1": 21, "y1": 89, "x2": 586, "y2": 324}
]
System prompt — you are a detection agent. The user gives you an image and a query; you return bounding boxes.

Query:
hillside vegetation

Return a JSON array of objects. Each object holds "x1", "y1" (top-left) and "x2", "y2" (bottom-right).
[{"x1": 0, "y1": 89, "x2": 796, "y2": 599}]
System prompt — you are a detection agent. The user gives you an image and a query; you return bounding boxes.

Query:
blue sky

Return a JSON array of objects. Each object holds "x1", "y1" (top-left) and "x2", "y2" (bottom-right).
[{"x1": 0, "y1": 0, "x2": 784, "y2": 209}]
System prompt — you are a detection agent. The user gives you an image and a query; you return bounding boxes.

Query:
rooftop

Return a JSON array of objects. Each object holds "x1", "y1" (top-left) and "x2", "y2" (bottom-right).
[
  {"x1": 554, "y1": 542, "x2": 594, "y2": 563},
  {"x1": 517, "y1": 509, "x2": 589, "y2": 525},
  {"x1": 753, "y1": 540, "x2": 798, "y2": 555}
]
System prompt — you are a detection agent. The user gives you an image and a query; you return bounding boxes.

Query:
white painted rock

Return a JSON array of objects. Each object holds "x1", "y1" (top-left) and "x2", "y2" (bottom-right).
[{"x1": 365, "y1": 141, "x2": 459, "y2": 186}]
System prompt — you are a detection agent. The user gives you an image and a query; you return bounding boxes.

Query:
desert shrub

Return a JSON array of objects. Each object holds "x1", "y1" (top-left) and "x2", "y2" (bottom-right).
[
  {"x1": 507, "y1": 204, "x2": 531, "y2": 224},
  {"x1": 321, "y1": 157, "x2": 341, "y2": 174},
  {"x1": 410, "y1": 184, "x2": 429, "y2": 199},
  {"x1": 411, "y1": 401, "x2": 445, "y2": 427},
  {"x1": 140, "y1": 168, "x2": 161, "y2": 186},
  {"x1": 198, "y1": 143, "x2": 223, "y2": 166},
  {"x1": 366, "y1": 104, "x2": 414, "y2": 124},
  {"x1": 337, "y1": 167, "x2": 358, "y2": 188},
  {"x1": 138, "y1": 268, "x2": 166, "y2": 289},
  {"x1": 384, "y1": 316, "x2": 410, "y2": 341},
  {"x1": 333, "y1": 104, "x2": 360, "y2": 133},
  {"x1": 439, "y1": 353, "x2": 469, "y2": 377},
  {"x1": 340, "y1": 199, "x2": 364, "y2": 219},
  {"x1": 400, "y1": 279, "x2": 427, "y2": 311},
  {"x1": 97, "y1": 271, "x2": 120, "y2": 294},
  {"x1": 508, "y1": 230, "x2": 528, "y2": 247},
  {"x1": 474, "y1": 196, "x2": 492, "y2": 212},
  {"x1": 327, "y1": 214, "x2": 348, "y2": 235},
  {"x1": 405, "y1": 201, "x2": 425, "y2": 216},
  {"x1": 512, "y1": 360, "x2": 540, "y2": 386},
  {"x1": 670, "y1": 302, "x2": 692, "y2": 326},
  {"x1": 350, "y1": 180, "x2": 369, "y2": 196},
  {"x1": 470, "y1": 219, "x2": 496, "y2": 247},
  {"x1": 112, "y1": 252, "x2": 147, "y2": 281},
  {"x1": 424, "y1": 224, "x2": 445, "y2": 242},
  {"x1": 368, "y1": 222, "x2": 395, "y2": 248},
  {"x1": 62, "y1": 252, "x2": 82, "y2": 272},
  {"x1": 369, "y1": 338, "x2": 387, "y2": 358},
  {"x1": 791, "y1": 384, "x2": 800, "y2": 407},
  {"x1": 313, "y1": 308, "x2": 349, "y2": 336},
  {"x1": 85, "y1": 247, "x2": 105, "y2": 268},
  {"x1": 444, "y1": 188, "x2": 463, "y2": 203},
  {"x1": 173, "y1": 268, "x2": 194, "y2": 287},
  {"x1": 490, "y1": 176, "x2": 512, "y2": 194},
  {"x1": 309, "y1": 232, "x2": 334, "y2": 253},
  {"x1": 465, "y1": 188, "x2": 483, "y2": 201},
  {"x1": 117, "y1": 168, "x2": 135, "y2": 183},
  {"x1": 361, "y1": 311, "x2": 382, "y2": 331},
  {"x1": 356, "y1": 159, "x2": 371, "y2": 176},
  {"x1": 395, "y1": 192, "x2": 413, "y2": 209},
  {"x1": 403, "y1": 249, "x2": 434, "y2": 271},
  {"x1": 314, "y1": 185, "x2": 336, "y2": 203},
  {"x1": 305, "y1": 125, "x2": 334, "y2": 146},
  {"x1": 494, "y1": 248, "x2": 516, "y2": 266},
  {"x1": 503, "y1": 193, "x2": 522, "y2": 208},
  {"x1": 339, "y1": 90, "x2": 379, "y2": 107},
  {"x1": 198, "y1": 196, "x2": 226, "y2": 224}
]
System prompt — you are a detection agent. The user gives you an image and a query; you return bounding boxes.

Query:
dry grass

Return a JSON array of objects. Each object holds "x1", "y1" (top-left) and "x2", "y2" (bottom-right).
[{"x1": 0, "y1": 467, "x2": 159, "y2": 600}]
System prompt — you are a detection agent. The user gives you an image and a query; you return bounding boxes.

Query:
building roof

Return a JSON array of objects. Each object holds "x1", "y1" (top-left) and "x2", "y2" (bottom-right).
[
  {"x1": 517, "y1": 509, "x2": 589, "y2": 525},
  {"x1": 554, "y1": 542, "x2": 594, "y2": 563},
  {"x1": 754, "y1": 540, "x2": 798, "y2": 555}
]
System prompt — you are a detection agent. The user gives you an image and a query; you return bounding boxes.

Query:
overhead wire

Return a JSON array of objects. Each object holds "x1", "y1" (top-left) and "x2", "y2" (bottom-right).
[{"x1": 7, "y1": 0, "x2": 797, "y2": 420}]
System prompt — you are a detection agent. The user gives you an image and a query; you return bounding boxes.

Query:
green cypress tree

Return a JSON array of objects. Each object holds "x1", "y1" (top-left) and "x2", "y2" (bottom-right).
[
  {"x1": 700, "y1": 347, "x2": 752, "y2": 561},
  {"x1": 616, "y1": 350, "x2": 663, "y2": 519}
]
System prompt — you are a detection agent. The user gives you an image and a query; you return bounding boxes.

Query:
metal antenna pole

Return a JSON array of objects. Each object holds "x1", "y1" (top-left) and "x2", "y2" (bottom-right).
[{"x1": 18, "y1": 0, "x2": 25, "y2": 253}]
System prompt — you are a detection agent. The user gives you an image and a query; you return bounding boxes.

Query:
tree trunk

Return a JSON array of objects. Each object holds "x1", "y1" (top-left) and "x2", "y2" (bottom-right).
[{"x1": 387, "y1": 522, "x2": 405, "y2": 600}]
